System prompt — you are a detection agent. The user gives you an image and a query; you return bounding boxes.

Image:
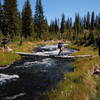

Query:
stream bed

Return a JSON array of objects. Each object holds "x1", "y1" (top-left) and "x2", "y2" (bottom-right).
[{"x1": 0, "y1": 44, "x2": 75, "y2": 100}]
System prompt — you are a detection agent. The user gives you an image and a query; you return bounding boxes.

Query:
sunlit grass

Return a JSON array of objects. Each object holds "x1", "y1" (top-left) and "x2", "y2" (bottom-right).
[
  {"x1": 46, "y1": 45, "x2": 100, "y2": 100},
  {"x1": 0, "y1": 52, "x2": 21, "y2": 66}
]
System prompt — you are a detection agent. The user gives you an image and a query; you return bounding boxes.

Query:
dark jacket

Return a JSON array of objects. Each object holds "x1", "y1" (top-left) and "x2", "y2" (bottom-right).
[{"x1": 58, "y1": 42, "x2": 64, "y2": 49}]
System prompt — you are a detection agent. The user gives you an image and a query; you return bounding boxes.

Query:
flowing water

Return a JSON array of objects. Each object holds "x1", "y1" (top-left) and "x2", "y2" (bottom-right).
[{"x1": 0, "y1": 44, "x2": 75, "y2": 100}]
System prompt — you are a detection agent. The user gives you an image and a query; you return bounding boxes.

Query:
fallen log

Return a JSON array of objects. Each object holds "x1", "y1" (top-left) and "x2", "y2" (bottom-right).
[{"x1": 15, "y1": 52, "x2": 92, "y2": 59}]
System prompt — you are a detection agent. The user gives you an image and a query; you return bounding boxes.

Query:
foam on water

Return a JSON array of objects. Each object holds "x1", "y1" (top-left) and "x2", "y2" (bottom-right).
[
  {"x1": 24, "y1": 58, "x2": 55, "y2": 67},
  {"x1": 0, "y1": 65, "x2": 10, "y2": 70},
  {"x1": 15, "y1": 58, "x2": 55, "y2": 68},
  {"x1": 34, "y1": 48, "x2": 72, "y2": 56},
  {"x1": 41, "y1": 44, "x2": 68, "y2": 51},
  {"x1": 41, "y1": 45, "x2": 58, "y2": 51},
  {"x1": 3, "y1": 93, "x2": 26, "y2": 100},
  {"x1": 0, "y1": 73, "x2": 19, "y2": 85}
]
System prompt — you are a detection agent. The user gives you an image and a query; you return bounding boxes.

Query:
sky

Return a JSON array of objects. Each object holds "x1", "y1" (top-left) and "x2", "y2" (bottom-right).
[{"x1": 17, "y1": 0, "x2": 100, "y2": 23}]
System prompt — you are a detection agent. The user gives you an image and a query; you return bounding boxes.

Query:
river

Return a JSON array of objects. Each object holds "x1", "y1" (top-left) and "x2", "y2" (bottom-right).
[{"x1": 0, "y1": 44, "x2": 75, "y2": 100}]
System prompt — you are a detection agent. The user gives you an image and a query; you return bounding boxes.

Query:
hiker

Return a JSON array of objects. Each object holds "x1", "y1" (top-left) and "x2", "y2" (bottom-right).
[
  {"x1": 96, "y1": 37, "x2": 100, "y2": 56},
  {"x1": 58, "y1": 42, "x2": 64, "y2": 55}
]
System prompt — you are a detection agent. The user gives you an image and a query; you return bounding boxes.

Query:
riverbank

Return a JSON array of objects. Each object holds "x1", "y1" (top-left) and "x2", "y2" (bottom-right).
[
  {"x1": 0, "y1": 40, "x2": 69, "y2": 67},
  {"x1": 46, "y1": 45, "x2": 100, "y2": 100}
]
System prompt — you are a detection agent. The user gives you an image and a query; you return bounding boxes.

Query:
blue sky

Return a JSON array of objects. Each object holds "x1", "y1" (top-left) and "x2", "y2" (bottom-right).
[{"x1": 18, "y1": 0, "x2": 100, "y2": 23}]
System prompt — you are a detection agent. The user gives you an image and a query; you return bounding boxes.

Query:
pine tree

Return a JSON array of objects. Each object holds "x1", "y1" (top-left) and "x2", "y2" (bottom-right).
[
  {"x1": 2, "y1": 0, "x2": 8, "y2": 35},
  {"x1": 34, "y1": 0, "x2": 39, "y2": 35},
  {"x1": 3, "y1": 0, "x2": 20, "y2": 39},
  {"x1": 0, "y1": 0, "x2": 4, "y2": 34},
  {"x1": 60, "y1": 13, "x2": 65, "y2": 34},
  {"x1": 83, "y1": 16, "x2": 87, "y2": 29},
  {"x1": 49, "y1": 20, "x2": 55, "y2": 33},
  {"x1": 34, "y1": 0, "x2": 48, "y2": 39},
  {"x1": 86, "y1": 12, "x2": 90, "y2": 29},
  {"x1": 54, "y1": 18, "x2": 59, "y2": 34},
  {"x1": 65, "y1": 18, "x2": 72, "y2": 30},
  {"x1": 22, "y1": 0, "x2": 33, "y2": 38},
  {"x1": 49, "y1": 19, "x2": 59, "y2": 34},
  {"x1": 80, "y1": 17, "x2": 84, "y2": 30},
  {"x1": 91, "y1": 11, "x2": 95, "y2": 30},
  {"x1": 98, "y1": 14, "x2": 100, "y2": 30},
  {"x1": 74, "y1": 13, "x2": 81, "y2": 33}
]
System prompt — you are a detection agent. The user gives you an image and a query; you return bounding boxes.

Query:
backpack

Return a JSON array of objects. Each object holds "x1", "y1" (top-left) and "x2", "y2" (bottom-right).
[{"x1": 58, "y1": 43, "x2": 63, "y2": 48}]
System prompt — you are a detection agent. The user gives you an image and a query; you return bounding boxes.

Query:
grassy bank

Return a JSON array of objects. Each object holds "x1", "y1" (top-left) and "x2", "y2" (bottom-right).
[
  {"x1": 0, "y1": 40, "x2": 66, "y2": 67},
  {"x1": 46, "y1": 45, "x2": 100, "y2": 100},
  {"x1": 0, "y1": 41, "x2": 35, "y2": 66}
]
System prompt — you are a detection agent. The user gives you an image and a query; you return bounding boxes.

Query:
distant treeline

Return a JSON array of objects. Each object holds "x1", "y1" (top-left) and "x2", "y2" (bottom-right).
[{"x1": 0, "y1": 0, "x2": 100, "y2": 45}]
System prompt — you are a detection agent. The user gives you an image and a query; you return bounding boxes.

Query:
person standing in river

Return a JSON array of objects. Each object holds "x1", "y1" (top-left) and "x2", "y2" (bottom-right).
[{"x1": 96, "y1": 37, "x2": 100, "y2": 56}]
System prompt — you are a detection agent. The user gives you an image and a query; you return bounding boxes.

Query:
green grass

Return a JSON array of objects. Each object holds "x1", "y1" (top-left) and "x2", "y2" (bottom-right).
[
  {"x1": 0, "y1": 52, "x2": 21, "y2": 66},
  {"x1": 46, "y1": 45, "x2": 100, "y2": 100}
]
